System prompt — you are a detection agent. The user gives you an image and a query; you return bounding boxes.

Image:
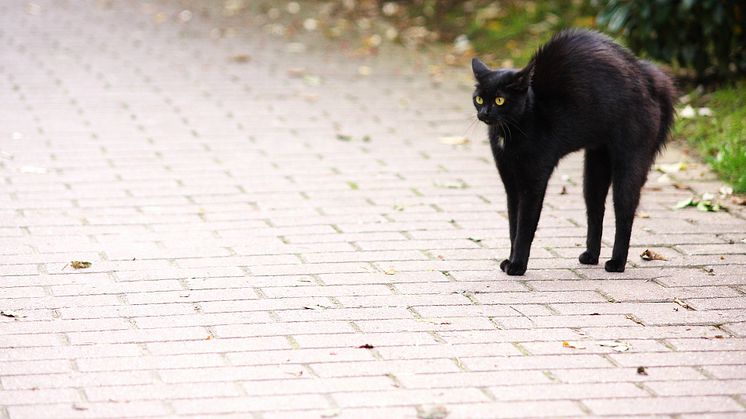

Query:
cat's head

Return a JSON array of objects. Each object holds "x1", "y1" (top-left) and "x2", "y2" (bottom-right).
[{"x1": 471, "y1": 58, "x2": 531, "y2": 126}]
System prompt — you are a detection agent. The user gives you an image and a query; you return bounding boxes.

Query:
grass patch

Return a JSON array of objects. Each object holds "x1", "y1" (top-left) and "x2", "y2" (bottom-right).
[
  {"x1": 674, "y1": 82, "x2": 746, "y2": 192},
  {"x1": 464, "y1": 2, "x2": 596, "y2": 66}
]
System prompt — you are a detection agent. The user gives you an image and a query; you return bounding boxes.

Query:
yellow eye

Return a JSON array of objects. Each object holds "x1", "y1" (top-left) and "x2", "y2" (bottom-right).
[
  {"x1": 475, "y1": 96, "x2": 483, "y2": 105},
  {"x1": 495, "y1": 97, "x2": 505, "y2": 106}
]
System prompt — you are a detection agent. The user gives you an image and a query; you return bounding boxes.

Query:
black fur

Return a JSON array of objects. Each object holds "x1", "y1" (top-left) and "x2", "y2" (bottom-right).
[{"x1": 472, "y1": 29, "x2": 675, "y2": 275}]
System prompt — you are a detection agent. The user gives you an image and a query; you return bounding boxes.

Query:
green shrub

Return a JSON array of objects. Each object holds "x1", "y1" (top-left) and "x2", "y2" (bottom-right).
[{"x1": 597, "y1": 0, "x2": 746, "y2": 80}]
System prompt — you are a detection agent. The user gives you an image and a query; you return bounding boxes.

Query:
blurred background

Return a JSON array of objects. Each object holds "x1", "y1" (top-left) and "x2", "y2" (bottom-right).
[{"x1": 212, "y1": 0, "x2": 744, "y2": 192}]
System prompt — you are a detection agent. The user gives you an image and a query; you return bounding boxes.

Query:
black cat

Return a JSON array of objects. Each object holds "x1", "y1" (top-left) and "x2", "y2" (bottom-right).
[{"x1": 472, "y1": 29, "x2": 675, "y2": 275}]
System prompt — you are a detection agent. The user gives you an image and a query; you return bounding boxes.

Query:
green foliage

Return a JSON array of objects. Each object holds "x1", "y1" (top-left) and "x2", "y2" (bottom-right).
[
  {"x1": 597, "y1": 0, "x2": 746, "y2": 80},
  {"x1": 674, "y1": 83, "x2": 746, "y2": 192}
]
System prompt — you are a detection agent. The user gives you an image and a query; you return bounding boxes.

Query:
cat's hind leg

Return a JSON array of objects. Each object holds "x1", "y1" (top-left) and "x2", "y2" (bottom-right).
[
  {"x1": 605, "y1": 157, "x2": 651, "y2": 272},
  {"x1": 579, "y1": 147, "x2": 612, "y2": 265}
]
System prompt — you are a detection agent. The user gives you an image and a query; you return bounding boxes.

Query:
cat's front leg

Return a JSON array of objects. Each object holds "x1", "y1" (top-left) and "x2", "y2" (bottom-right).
[
  {"x1": 500, "y1": 193, "x2": 518, "y2": 272},
  {"x1": 498, "y1": 169, "x2": 519, "y2": 273},
  {"x1": 504, "y1": 176, "x2": 550, "y2": 276}
]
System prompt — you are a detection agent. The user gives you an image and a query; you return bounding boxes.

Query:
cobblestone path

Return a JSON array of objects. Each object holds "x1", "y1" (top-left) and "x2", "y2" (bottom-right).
[{"x1": 1, "y1": 1, "x2": 746, "y2": 418}]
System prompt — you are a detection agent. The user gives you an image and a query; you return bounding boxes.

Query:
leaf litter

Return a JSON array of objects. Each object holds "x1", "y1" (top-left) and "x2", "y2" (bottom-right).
[{"x1": 674, "y1": 193, "x2": 725, "y2": 212}]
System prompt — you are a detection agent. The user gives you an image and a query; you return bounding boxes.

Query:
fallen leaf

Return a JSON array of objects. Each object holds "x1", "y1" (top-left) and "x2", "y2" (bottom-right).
[
  {"x1": 287, "y1": 67, "x2": 306, "y2": 78},
  {"x1": 347, "y1": 181, "x2": 359, "y2": 190},
  {"x1": 302, "y1": 75, "x2": 321, "y2": 86},
  {"x1": 467, "y1": 237, "x2": 482, "y2": 244},
  {"x1": 321, "y1": 409, "x2": 341, "y2": 418},
  {"x1": 562, "y1": 341, "x2": 586, "y2": 349},
  {"x1": 731, "y1": 196, "x2": 746, "y2": 206},
  {"x1": 358, "y1": 344, "x2": 374, "y2": 349},
  {"x1": 205, "y1": 335, "x2": 212, "y2": 340},
  {"x1": 433, "y1": 180, "x2": 468, "y2": 189},
  {"x1": 418, "y1": 405, "x2": 449, "y2": 419},
  {"x1": 599, "y1": 340, "x2": 631, "y2": 352},
  {"x1": 230, "y1": 54, "x2": 251, "y2": 63},
  {"x1": 1, "y1": 310, "x2": 25, "y2": 319},
  {"x1": 383, "y1": 268, "x2": 396, "y2": 275},
  {"x1": 697, "y1": 107, "x2": 713, "y2": 117},
  {"x1": 72, "y1": 404, "x2": 89, "y2": 411},
  {"x1": 69, "y1": 261, "x2": 92, "y2": 269},
  {"x1": 637, "y1": 212, "x2": 650, "y2": 218},
  {"x1": 640, "y1": 249, "x2": 667, "y2": 261},
  {"x1": 335, "y1": 134, "x2": 370, "y2": 142},
  {"x1": 674, "y1": 198, "x2": 695, "y2": 209},
  {"x1": 625, "y1": 314, "x2": 645, "y2": 325},
  {"x1": 673, "y1": 297, "x2": 695, "y2": 311},
  {"x1": 560, "y1": 185, "x2": 567, "y2": 195},
  {"x1": 656, "y1": 162, "x2": 687, "y2": 173},
  {"x1": 696, "y1": 200, "x2": 722, "y2": 212},
  {"x1": 636, "y1": 366, "x2": 648, "y2": 376},
  {"x1": 680, "y1": 104, "x2": 696, "y2": 119},
  {"x1": 438, "y1": 136, "x2": 469, "y2": 145},
  {"x1": 656, "y1": 173, "x2": 672, "y2": 184}
]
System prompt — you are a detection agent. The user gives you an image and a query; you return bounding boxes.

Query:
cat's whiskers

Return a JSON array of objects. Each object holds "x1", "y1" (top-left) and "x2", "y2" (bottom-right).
[{"x1": 462, "y1": 116, "x2": 480, "y2": 138}]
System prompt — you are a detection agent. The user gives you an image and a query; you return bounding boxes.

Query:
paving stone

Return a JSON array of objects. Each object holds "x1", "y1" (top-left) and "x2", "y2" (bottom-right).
[{"x1": 1, "y1": 0, "x2": 745, "y2": 417}]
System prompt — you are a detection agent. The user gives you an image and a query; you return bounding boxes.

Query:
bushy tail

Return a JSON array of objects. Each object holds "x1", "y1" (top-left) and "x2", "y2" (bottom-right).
[{"x1": 643, "y1": 62, "x2": 677, "y2": 153}]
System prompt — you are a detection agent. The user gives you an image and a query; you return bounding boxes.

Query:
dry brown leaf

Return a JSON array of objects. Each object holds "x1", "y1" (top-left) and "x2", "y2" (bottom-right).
[
  {"x1": 562, "y1": 341, "x2": 586, "y2": 349},
  {"x1": 640, "y1": 249, "x2": 667, "y2": 261},
  {"x1": 69, "y1": 261, "x2": 92, "y2": 269},
  {"x1": 732, "y1": 195, "x2": 746, "y2": 206},
  {"x1": 230, "y1": 54, "x2": 251, "y2": 63},
  {"x1": 287, "y1": 67, "x2": 306, "y2": 78}
]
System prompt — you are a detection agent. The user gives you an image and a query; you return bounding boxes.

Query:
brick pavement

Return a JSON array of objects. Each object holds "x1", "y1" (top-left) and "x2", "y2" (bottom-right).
[{"x1": 1, "y1": 1, "x2": 745, "y2": 418}]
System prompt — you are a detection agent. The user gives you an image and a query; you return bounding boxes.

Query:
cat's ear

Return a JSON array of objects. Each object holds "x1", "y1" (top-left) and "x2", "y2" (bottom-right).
[{"x1": 471, "y1": 58, "x2": 491, "y2": 80}]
